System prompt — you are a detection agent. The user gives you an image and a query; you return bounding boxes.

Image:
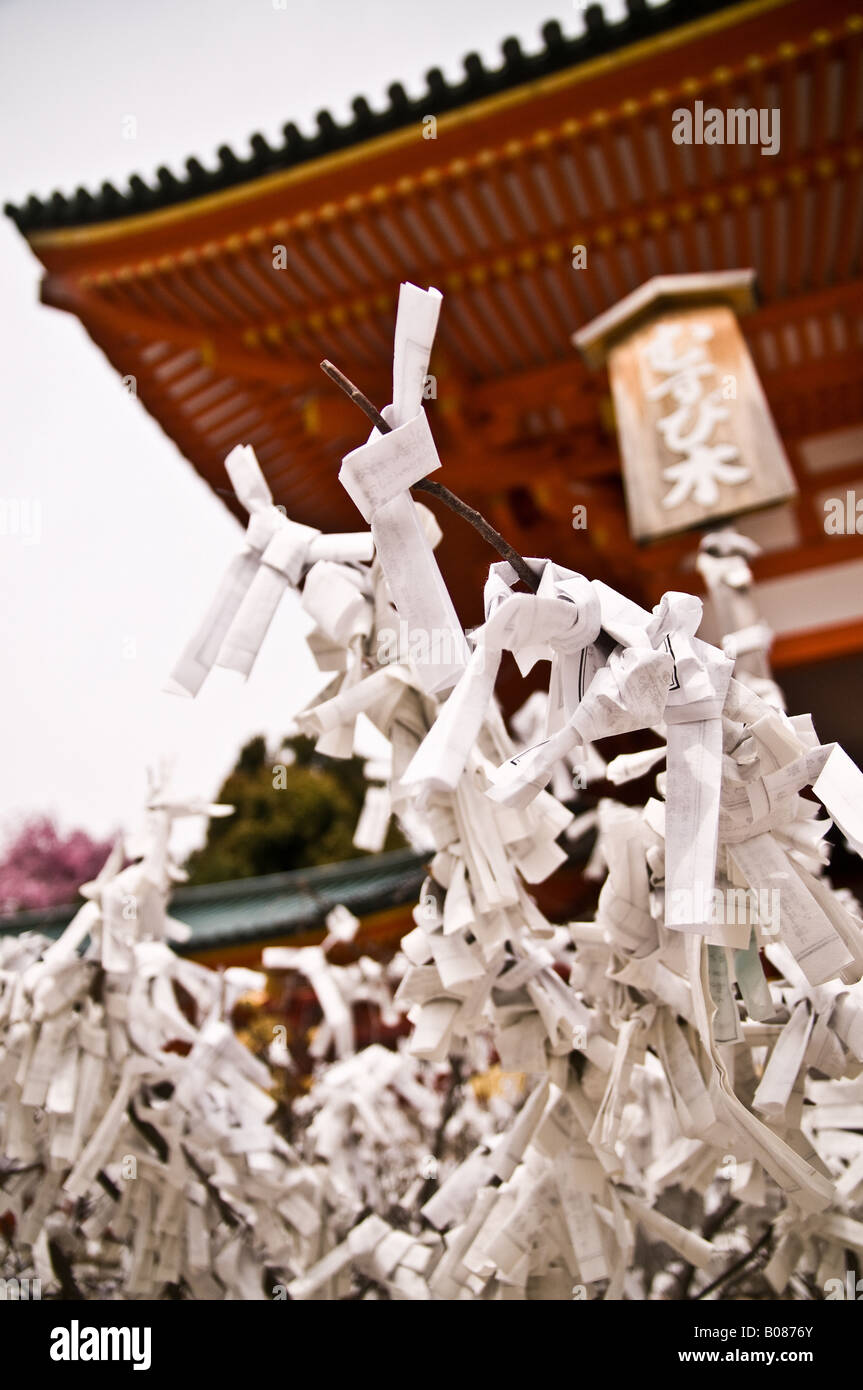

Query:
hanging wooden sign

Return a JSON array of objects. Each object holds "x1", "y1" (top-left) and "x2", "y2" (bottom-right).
[{"x1": 574, "y1": 272, "x2": 798, "y2": 543}]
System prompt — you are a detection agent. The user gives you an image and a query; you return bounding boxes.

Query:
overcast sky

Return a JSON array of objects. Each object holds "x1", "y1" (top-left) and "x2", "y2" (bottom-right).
[{"x1": 0, "y1": 0, "x2": 630, "y2": 853}]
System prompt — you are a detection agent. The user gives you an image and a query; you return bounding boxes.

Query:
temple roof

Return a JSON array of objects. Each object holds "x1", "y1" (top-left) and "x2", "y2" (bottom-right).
[
  {"x1": 5, "y1": 0, "x2": 743, "y2": 235},
  {"x1": 0, "y1": 847, "x2": 428, "y2": 957},
  {"x1": 5, "y1": 0, "x2": 863, "y2": 676}
]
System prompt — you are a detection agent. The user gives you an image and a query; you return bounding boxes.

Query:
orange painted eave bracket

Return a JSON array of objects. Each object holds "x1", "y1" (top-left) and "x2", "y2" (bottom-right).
[{"x1": 772, "y1": 618, "x2": 863, "y2": 669}]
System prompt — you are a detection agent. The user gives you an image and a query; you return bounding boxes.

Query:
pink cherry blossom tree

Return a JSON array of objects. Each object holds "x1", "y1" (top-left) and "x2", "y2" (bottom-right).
[{"x1": 0, "y1": 816, "x2": 114, "y2": 914}]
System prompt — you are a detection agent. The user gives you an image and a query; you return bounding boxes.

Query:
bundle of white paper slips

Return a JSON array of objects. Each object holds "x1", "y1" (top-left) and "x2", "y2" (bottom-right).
[
  {"x1": 0, "y1": 788, "x2": 501, "y2": 1300},
  {"x1": 5, "y1": 282, "x2": 863, "y2": 1299}
]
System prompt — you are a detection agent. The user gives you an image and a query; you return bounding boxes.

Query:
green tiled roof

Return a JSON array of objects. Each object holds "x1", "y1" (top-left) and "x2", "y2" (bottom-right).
[{"x1": 0, "y1": 849, "x2": 427, "y2": 955}]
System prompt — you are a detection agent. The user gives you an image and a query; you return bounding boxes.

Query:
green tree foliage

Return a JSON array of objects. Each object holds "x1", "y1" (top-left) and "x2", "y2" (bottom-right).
[{"x1": 184, "y1": 735, "x2": 402, "y2": 885}]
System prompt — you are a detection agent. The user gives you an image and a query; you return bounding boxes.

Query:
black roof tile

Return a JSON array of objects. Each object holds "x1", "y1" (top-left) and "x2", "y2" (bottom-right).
[{"x1": 5, "y1": 0, "x2": 744, "y2": 235}]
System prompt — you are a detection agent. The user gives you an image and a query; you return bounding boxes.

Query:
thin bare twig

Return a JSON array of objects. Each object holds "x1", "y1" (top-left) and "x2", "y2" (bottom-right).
[
  {"x1": 0, "y1": 1160, "x2": 44, "y2": 1188},
  {"x1": 321, "y1": 360, "x2": 390, "y2": 435},
  {"x1": 693, "y1": 1224, "x2": 773, "y2": 1301},
  {"x1": 417, "y1": 1056, "x2": 464, "y2": 1208},
  {"x1": 48, "y1": 1237, "x2": 85, "y2": 1301},
  {"x1": 662, "y1": 1195, "x2": 741, "y2": 1300},
  {"x1": 320, "y1": 359, "x2": 539, "y2": 593},
  {"x1": 181, "y1": 1143, "x2": 242, "y2": 1230}
]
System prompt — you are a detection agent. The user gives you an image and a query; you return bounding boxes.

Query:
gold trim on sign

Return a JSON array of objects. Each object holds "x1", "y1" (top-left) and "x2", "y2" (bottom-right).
[{"x1": 29, "y1": 0, "x2": 799, "y2": 252}]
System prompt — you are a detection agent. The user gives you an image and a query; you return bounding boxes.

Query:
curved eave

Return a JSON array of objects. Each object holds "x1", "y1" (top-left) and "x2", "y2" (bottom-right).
[{"x1": 7, "y1": 0, "x2": 783, "y2": 263}]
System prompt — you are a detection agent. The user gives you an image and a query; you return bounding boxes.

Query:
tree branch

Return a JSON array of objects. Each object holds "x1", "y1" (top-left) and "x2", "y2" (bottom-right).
[
  {"x1": 692, "y1": 1223, "x2": 773, "y2": 1301},
  {"x1": 320, "y1": 359, "x2": 539, "y2": 593}
]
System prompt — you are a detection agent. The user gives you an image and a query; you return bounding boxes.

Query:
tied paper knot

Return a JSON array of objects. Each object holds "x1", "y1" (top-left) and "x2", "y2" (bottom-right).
[
  {"x1": 336, "y1": 282, "x2": 469, "y2": 695},
  {"x1": 167, "y1": 444, "x2": 371, "y2": 695},
  {"x1": 402, "y1": 560, "x2": 602, "y2": 794},
  {"x1": 340, "y1": 408, "x2": 440, "y2": 523},
  {"x1": 485, "y1": 581, "x2": 678, "y2": 811},
  {"x1": 504, "y1": 562, "x2": 601, "y2": 669}
]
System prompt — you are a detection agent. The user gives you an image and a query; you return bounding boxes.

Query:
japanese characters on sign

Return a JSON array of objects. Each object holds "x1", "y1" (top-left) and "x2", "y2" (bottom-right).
[
  {"x1": 574, "y1": 273, "x2": 797, "y2": 543},
  {"x1": 644, "y1": 319, "x2": 751, "y2": 511}
]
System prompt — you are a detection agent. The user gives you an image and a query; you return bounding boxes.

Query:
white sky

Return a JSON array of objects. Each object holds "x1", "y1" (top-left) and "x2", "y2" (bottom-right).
[{"x1": 0, "y1": 0, "x2": 628, "y2": 853}]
